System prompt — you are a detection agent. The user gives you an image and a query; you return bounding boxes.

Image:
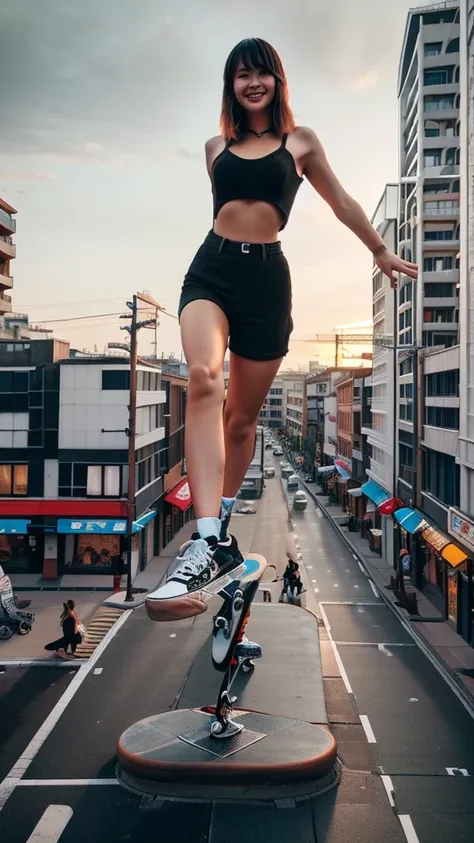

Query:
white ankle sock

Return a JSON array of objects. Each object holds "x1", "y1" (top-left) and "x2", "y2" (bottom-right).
[{"x1": 196, "y1": 517, "x2": 221, "y2": 543}]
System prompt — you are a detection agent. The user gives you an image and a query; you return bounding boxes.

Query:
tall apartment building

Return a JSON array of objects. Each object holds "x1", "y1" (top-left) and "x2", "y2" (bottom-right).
[
  {"x1": 0, "y1": 197, "x2": 16, "y2": 316},
  {"x1": 365, "y1": 185, "x2": 398, "y2": 509},
  {"x1": 305, "y1": 369, "x2": 348, "y2": 477},
  {"x1": 397, "y1": 3, "x2": 461, "y2": 522},
  {"x1": 258, "y1": 370, "x2": 308, "y2": 431}
]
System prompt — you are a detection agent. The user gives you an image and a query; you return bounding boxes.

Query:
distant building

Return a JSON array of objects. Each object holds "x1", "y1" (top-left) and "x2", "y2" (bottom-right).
[{"x1": 0, "y1": 196, "x2": 16, "y2": 317}]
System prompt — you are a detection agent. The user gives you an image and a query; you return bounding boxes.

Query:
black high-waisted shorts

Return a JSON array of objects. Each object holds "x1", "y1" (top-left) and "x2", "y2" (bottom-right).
[{"x1": 178, "y1": 230, "x2": 293, "y2": 361}]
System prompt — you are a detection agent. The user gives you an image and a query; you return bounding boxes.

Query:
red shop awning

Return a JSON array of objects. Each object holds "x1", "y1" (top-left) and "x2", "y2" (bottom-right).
[{"x1": 164, "y1": 477, "x2": 193, "y2": 511}]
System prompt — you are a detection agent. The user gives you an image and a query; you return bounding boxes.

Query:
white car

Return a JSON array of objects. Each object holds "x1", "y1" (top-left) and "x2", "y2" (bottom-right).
[
  {"x1": 287, "y1": 474, "x2": 299, "y2": 490},
  {"x1": 273, "y1": 447, "x2": 283, "y2": 456}
]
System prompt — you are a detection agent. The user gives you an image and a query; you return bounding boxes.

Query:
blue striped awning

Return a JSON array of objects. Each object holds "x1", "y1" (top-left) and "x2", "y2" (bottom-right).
[
  {"x1": 361, "y1": 480, "x2": 390, "y2": 506},
  {"x1": 394, "y1": 508, "x2": 427, "y2": 534},
  {"x1": 132, "y1": 510, "x2": 156, "y2": 533}
]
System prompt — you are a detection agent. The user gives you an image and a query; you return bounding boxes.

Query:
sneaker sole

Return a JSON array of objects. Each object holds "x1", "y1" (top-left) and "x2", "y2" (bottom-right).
[{"x1": 146, "y1": 555, "x2": 267, "y2": 622}]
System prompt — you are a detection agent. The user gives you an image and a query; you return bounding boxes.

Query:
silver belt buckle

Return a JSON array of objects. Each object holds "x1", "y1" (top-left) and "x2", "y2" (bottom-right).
[{"x1": 241, "y1": 243, "x2": 250, "y2": 254}]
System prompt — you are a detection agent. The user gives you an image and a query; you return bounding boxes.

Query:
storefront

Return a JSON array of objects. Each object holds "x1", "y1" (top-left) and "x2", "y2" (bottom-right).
[
  {"x1": 418, "y1": 523, "x2": 469, "y2": 633},
  {"x1": 360, "y1": 480, "x2": 390, "y2": 559},
  {"x1": 163, "y1": 476, "x2": 194, "y2": 548},
  {"x1": 57, "y1": 519, "x2": 127, "y2": 576},
  {"x1": 448, "y1": 508, "x2": 474, "y2": 646},
  {"x1": 0, "y1": 519, "x2": 33, "y2": 574}
]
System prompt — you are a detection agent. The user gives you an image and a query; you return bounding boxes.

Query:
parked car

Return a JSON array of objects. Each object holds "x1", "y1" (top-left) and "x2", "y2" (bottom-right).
[
  {"x1": 273, "y1": 447, "x2": 283, "y2": 456},
  {"x1": 304, "y1": 473, "x2": 313, "y2": 482},
  {"x1": 264, "y1": 466, "x2": 275, "y2": 478},
  {"x1": 287, "y1": 474, "x2": 299, "y2": 490},
  {"x1": 265, "y1": 442, "x2": 273, "y2": 449},
  {"x1": 293, "y1": 490, "x2": 308, "y2": 511},
  {"x1": 282, "y1": 467, "x2": 293, "y2": 480},
  {"x1": 280, "y1": 460, "x2": 290, "y2": 468}
]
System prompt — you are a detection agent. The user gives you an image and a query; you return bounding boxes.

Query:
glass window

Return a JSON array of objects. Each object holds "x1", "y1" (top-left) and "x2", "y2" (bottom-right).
[
  {"x1": 424, "y1": 151, "x2": 442, "y2": 167},
  {"x1": 0, "y1": 465, "x2": 12, "y2": 495},
  {"x1": 87, "y1": 466, "x2": 102, "y2": 496},
  {"x1": 102, "y1": 369, "x2": 130, "y2": 390},
  {"x1": 13, "y1": 465, "x2": 28, "y2": 495},
  {"x1": 446, "y1": 37, "x2": 459, "y2": 54},
  {"x1": 104, "y1": 466, "x2": 120, "y2": 496},
  {"x1": 424, "y1": 42, "x2": 442, "y2": 56}
]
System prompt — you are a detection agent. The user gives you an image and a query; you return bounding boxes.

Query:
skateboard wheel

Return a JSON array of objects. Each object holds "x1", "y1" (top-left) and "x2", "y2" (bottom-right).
[{"x1": 210, "y1": 720, "x2": 224, "y2": 736}]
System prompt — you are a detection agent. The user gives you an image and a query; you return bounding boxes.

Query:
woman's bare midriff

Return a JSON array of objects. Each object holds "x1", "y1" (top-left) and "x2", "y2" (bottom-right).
[{"x1": 213, "y1": 199, "x2": 282, "y2": 243}]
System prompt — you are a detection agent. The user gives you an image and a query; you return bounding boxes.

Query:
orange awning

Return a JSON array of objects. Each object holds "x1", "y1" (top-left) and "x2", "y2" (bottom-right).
[
  {"x1": 441, "y1": 543, "x2": 468, "y2": 569},
  {"x1": 421, "y1": 526, "x2": 468, "y2": 569}
]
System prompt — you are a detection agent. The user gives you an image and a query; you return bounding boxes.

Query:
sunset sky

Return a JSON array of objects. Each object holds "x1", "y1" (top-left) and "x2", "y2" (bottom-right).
[{"x1": 0, "y1": 0, "x2": 416, "y2": 367}]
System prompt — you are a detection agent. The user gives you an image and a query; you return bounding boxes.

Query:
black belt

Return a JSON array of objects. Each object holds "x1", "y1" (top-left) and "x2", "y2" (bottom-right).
[{"x1": 206, "y1": 230, "x2": 282, "y2": 258}]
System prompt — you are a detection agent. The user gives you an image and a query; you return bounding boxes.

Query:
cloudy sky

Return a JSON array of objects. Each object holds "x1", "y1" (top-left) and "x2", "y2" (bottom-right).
[{"x1": 0, "y1": 0, "x2": 417, "y2": 366}]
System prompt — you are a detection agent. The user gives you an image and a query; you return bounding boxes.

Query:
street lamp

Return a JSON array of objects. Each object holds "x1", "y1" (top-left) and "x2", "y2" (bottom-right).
[{"x1": 110, "y1": 291, "x2": 164, "y2": 602}]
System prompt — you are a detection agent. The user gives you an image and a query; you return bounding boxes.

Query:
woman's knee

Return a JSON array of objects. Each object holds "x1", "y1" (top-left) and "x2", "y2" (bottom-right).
[
  {"x1": 224, "y1": 406, "x2": 258, "y2": 444},
  {"x1": 188, "y1": 362, "x2": 224, "y2": 402}
]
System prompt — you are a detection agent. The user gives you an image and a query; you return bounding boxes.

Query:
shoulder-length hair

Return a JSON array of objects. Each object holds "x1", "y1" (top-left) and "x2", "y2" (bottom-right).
[{"x1": 220, "y1": 38, "x2": 296, "y2": 141}]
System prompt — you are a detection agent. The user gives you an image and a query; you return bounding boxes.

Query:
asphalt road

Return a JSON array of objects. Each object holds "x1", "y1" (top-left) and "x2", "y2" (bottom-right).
[{"x1": 1, "y1": 455, "x2": 473, "y2": 842}]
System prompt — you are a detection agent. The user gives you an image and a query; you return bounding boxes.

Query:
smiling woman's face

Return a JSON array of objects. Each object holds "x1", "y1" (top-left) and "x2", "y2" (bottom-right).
[{"x1": 233, "y1": 63, "x2": 276, "y2": 113}]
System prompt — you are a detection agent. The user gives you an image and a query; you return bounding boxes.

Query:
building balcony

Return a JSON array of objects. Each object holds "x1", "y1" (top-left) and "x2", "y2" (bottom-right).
[
  {"x1": 423, "y1": 269, "x2": 459, "y2": 283},
  {"x1": 421, "y1": 425, "x2": 459, "y2": 456},
  {"x1": 424, "y1": 297, "x2": 459, "y2": 309},
  {"x1": 423, "y1": 82, "x2": 458, "y2": 98},
  {"x1": 0, "y1": 236, "x2": 16, "y2": 259},
  {"x1": 0, "y1": 208, "x2": 16, "y2": 234},
  {"x1": 367, "y1": 460, "x2": 390, "y2": 491},
  {"x1": 423, "y1": 320, "x2": 458, "y2": 333},
  {"x1": 423, "y1": 207, "x2": 459, "y2": 220},
  {"x1": 423, "y1": 164, "x2": 459, "y2": 179},
  {"x1": 423, "y1": 108, "x2": 458, "y2": 123},
  {"x1": 423, "y1": 238, "x2": 460, "y2": 250},
  {"x1": 371, "y1": 398, "x2": 388, "y2": 412},
  {"x1": 0, "y1": 272, "x2": 13, "y2": 290},
  {"x1": 0, "y1": 292, "x2": 12, "y2": 313},
  {"x1": 423, "y1": 135, "x2": 460, "y2": 150}
]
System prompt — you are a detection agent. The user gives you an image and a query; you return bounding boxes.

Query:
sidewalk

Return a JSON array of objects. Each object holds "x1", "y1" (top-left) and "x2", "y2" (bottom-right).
[
  {"x1": 0, "y1": 590, "x2": 112, "y2": 662},
  {"x1": 301, "y1": 478, "x2": 474, "y2": 709}
]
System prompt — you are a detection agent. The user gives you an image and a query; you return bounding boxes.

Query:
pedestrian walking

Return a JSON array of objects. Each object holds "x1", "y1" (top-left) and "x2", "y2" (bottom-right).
[
  {"x1": 44, "y1": 599, "x2": 84, "y2": 659},
  {"x1": 147, "y1": 37, "x2": 418, "y2": 619}
]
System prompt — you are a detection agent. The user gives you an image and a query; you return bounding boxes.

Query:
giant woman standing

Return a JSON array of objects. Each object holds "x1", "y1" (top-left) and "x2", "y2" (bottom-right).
[{"x1": 147, "y1": 38, "x2": 417, "y2": 619}]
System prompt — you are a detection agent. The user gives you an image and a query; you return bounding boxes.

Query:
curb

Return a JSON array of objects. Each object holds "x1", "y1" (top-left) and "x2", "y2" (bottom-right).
[{"x1": 300, "y1": 477, "x2": 474, "y2": 718}]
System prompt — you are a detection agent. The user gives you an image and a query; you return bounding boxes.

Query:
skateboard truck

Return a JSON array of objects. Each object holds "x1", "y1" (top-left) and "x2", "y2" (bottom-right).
[{"x1": 210, "y1": 639, "x2": 262, "y2": 738}]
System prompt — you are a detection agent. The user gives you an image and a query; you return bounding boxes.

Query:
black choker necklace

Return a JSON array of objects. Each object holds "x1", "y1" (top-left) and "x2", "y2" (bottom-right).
[{"x1": 246, "y1": 127, "x2": 274, "y2": 138}]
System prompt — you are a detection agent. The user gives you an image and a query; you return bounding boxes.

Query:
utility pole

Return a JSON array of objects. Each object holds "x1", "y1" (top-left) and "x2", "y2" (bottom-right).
[{"x1": 119, "y1": 292, "x2": 163, "y2": 602}]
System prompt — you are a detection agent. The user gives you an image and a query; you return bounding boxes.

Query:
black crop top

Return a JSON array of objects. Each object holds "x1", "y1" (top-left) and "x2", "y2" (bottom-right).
[{"x1": 212, "y1": 134, "x2": 303, "y2": 231}]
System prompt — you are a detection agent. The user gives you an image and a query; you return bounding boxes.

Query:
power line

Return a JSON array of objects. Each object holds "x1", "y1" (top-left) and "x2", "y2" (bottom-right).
[{"x1": 31, "y1": 307, "x2": 179, "y2": 325}]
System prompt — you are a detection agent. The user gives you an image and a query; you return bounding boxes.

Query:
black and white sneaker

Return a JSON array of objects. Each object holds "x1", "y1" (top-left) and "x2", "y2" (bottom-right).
[
  {"x1": 217, "y1": 534, "x2": 244, "y2": 565},
  {"x1": 147, "y1": 535, "x2": 239, "y2": 601}
]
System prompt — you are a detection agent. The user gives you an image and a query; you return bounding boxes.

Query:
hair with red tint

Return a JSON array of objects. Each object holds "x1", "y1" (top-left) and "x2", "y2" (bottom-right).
[{"x1": 220, "y1": 38, "x2": 296, "y2": 141}]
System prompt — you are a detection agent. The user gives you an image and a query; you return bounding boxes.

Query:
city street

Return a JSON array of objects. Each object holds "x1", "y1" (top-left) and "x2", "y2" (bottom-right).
[{"x1": 1, "y1": 455, "x2": 473, "y2": 842}]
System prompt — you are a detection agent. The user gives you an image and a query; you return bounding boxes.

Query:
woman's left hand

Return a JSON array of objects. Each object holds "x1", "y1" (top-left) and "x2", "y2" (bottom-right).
[{"x1": 375, "y1": 250, "x2": 418, "y2": 289}]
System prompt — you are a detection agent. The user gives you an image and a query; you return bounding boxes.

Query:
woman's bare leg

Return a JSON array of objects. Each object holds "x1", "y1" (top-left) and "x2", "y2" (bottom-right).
[
  {"x1": 180, "y1": 300, "x2": 229, "y2": 519},
  {"x1": 223, "y1": 352, "x2": 283, "y2": 498}
]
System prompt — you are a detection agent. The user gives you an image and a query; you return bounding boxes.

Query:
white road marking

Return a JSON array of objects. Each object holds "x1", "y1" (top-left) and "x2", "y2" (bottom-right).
[
  {"x1": 18, "y1": 779, "x2": 119, "y2": 786},
  {"x1": 399, "y1": 814, "x2": 421, "y2": 843},
  {"x1": 0, "y1": 609, "x2": 132, "y2": 812},
  {"x1": 319, "y1": 605, "x2": 353, "y2": 694},
  {"x1": 93, "y1": 668, "x2": 103, "y2": 675},
  {"x1": 358, "y1": 561, "x2": 369, "y2": 577},
  {"x1": 320, "y1": 601, "x2": 380, "y2": 606},
  {"x1": 409, "y1": 698, "x2": 419, "y2": 702},
  {"x1": 378, "y1": 644, "x2": 393, "y2": 657},
  {"x1": 369, "y1": 581, "x2": 380, "y2": 598},
  {"x1": 26, "y1": 805, "x2": 73, "y2": 842},
  {"x1": 336, "y1": 642, "x2": 413, "y2": 647},
  {"x1": 446, "y1": 767, "x2": 470, "y2": 776},
  {"x1": 312, "y1": 579, "x2": 317, "y2": 583},
  {"x1": 306, "y1": 565, "x2": 313, "y2": 570},
  {"x1": 169, "y1": 634, "x2": 177, "y2": 638},
  {"x1": 314, "y1": 587, "x2": 319, "y2": 593},
  {"x1": 0, "y1": 660, "x2": 85, "y2": 668},
  {"x1": 380, "y1": 774, "x2": 396, "y2": 808},
  {"x1": 360, "y1": 714, "x2": 377, "y2": 743},
  {"x1": 333, "y1": 583, "x2": 339, "y2": 588},
  {"x1": 354, "y1": 584, "x2": 359, "y2": 588},
  {"x1": 345, "y1": 569, "x2": 350, "y2": 573},
  {"x1": 327, "y1": 568, "x2": 332, "y2": 573},
  {"x1": 352, "y1": 554, "x2": 358, "y2": 559},
  {"x1": 316, "y1": 510, "x2": 322, "y2": 517}
]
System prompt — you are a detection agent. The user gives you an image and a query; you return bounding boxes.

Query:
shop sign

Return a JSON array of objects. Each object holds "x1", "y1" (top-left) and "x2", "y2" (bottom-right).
[
  {"x1": 57, "y1": 519, "x2": 127, "y2": 534},
  {"x1": 422, "y1": 526, "x2": 449, "y2": 554},
  {"x1": 448, "y1": 508, "x2": 474, "y2": 554}
]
